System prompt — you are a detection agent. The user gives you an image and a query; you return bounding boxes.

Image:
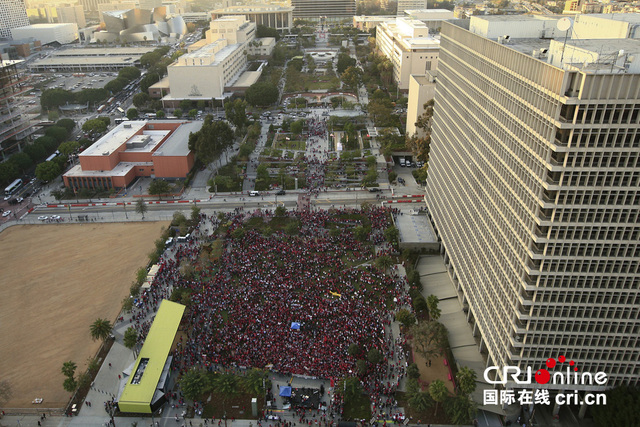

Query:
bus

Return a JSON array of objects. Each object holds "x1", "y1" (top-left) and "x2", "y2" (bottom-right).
[
  {"x1": 45, "y1": 150, "x2": 60, "y2": 162},
  {"x1": 116, "y1": 106, "x2": 125, "y2": 115},
  {"x1": 4, "y1": 178, "x2": 22, "y2": 197},
  {"x1": 97, "y1": 104, "x2": 106, "y2": 113},
  {"x1": 115, "y1": 117, "x2": 129, "y2": 125},
  {"x1": 107, "y1": 97, "x2": 115, "y2": 105}
]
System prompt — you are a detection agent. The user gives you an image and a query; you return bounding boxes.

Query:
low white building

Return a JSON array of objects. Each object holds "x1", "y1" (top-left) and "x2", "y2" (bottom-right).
[
  {"x1": 11, "y1": 23, "x2": 78, "y2": 45},
  {"x1": 406, "y1": 72, "x2": 437, "y2": 138},
  {"x1": 376, "y1": 17, "x2": 440, "y2": 90}
]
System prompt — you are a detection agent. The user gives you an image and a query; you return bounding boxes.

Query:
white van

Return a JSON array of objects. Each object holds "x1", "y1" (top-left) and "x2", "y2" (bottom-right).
[
  {"x1": 249, "y1": 191, "x2": 260, "y2": 197},
  {"x1": 399, "y1": 158, "x2": 406, "y2": 167}
]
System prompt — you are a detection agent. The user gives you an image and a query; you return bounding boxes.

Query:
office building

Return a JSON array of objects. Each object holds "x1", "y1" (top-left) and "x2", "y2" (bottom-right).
[
  {"x1": 79, "y1": 0, "x2": 111, "y2": 14},
  {"x1": 375, "y1": 17, "x2": 440, "y2": 90},
  {"x1": 11, "y1": 23, "x2": 78, "y2": 45},
  {"x1": 164, "y1": 16, "x2": 256, "y2": 103},
  {"x1": 291, "y1": 0, "x2": 355, "y2": 21},
  {"x1": 63, "y1": 120, "x2": 201, "y2": 190},
  {"x1": 57, "y1": 4, "x2": 86, "y2": 29},
  {"x1": 0, "y1": 0, "x2": 29, "y2": 39},
  {"x1": 211, "y1": 5, "x2": 294, "y2": 32},
  {"x1": 396, "y1": 0, "x2": 427, "y2": 14},
  {"x1": 426, "y1": 15, "x2": 640, "y2": 393},
  {"x1": 353, "y1": 15, "x2": 395, "y2": 32}
]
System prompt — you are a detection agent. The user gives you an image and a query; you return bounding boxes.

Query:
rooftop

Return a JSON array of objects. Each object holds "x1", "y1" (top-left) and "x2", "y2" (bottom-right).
[
  {"x1": 13, "y1": 23, "x2": 77, "y2": 29},
  {"x1": 53, "y1": 47, "x2": 154, "y2": 56},
  {"x1": 81, "y1": 121, "x2": 147, "y2": 157},
  {"x1": 153, "y1": 121, "x2": 202, "y2": 157},
  {"x1": 576, "y1": 13, "x2": 640, "y2": 24},
  {"x1": 64, "y1": 162, "x2": 139, "y2": 177},
  {"x1": 213, "y1": 5, "x2": 294, "y2": 12},
  {"x1": 29, "y1": 56, "x2": 141, "y2": 66}
]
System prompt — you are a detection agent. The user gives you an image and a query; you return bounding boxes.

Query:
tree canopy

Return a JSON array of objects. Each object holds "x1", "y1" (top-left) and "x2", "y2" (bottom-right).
[
  {"x1": 149, "y1": 179, "x2": 171, "y2": 196},
  {"x1": 188, "y1": 118, "x2": 234, "y2": 168},
  {"x1": 411, "y1": 321, "x2": 448, "y2": 362},
  {"x1": 245, "y1": 81, "x2": 279, "y2": 106},
  {"x1": 225, "y1": 99, "x2": 248, "y2": 129},
  {"x1": 35, "y1": 160, "x2": 62, "y2": 182},
  {"x1": 89, "y1": 318, "x2": 113, "y2": 342}
]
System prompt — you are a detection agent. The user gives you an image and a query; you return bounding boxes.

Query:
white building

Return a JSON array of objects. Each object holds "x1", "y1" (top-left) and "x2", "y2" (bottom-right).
[
  {"x1": 165, "y1": 16, "x2": 256, "y2": 102},
  {"x1": 0, "y1": 0, "x2": 29, "y2": 39},
  {"x1": 403, "y1": 9, "x2": 454, "y2": 29},
  {"x1": 11, "y1": 23, "x2": 78, "y2": 45},
  {"x1": 181, "y1": 12, "x2": 212, "y2": 23},
  {"x1": 375, "y1": 17, "x2": 440, "y2": 90},
  {"x1": 212, "y1": 5, "x2": 294, "y2": 31},
  {"x1": 426, "y1": 14, "x2": 640, "y2": 397},
  {"x1": 571, "y1": 13, "x2": 640, "y2": 39},
  {"x1": 405, "y1": 72, "x2": 436, "y2": 138},
  {"x1": 396, "y1": 0, "x2": 427, "y2": 14}
]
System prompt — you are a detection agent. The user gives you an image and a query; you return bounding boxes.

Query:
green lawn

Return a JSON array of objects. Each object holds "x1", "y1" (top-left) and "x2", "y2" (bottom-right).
[{"x1": 343, "y1": 393, "x2": 371, "y2": 420}]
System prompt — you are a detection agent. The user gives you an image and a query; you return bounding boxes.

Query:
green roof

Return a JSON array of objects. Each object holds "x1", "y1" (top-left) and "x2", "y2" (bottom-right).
[{"x1": 118, "y1": 299, "x2": 185, "y2": 413}]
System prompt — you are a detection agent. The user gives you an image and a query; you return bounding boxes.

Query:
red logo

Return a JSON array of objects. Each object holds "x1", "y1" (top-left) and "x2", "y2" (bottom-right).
[{"x1": 535, "y1": 355, "x2": 578, "y2": 384}]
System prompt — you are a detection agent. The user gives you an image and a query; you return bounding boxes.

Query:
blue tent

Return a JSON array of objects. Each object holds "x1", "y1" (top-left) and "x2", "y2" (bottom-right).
[
  {"x1": 279, "y1": 386, "x2": 292, "y2": 397},
  {"x1": 291, "y1": 322, "x2": 301, "y2": 330}
]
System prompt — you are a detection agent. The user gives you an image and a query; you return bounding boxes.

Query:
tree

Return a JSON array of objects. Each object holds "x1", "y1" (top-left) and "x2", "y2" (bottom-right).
[
  {"x1": 181, "y1": 368, "x2": 210, "y2": 402},
  {"x1": 126, "y1": 108, "x2": 138, "y2": 120},
  {"x1": 245, "y1": 81, "x2": 279, "y2": 106},
  {"x1": 188, "y1": 119, "x2": 234, "y2": 168},
  {"x1": 284, "y1": 221, "x2": 299, "y2": 235},
  {"x1": 336, "y1": 53, "x2": 356, "y2": 74},
  {"x1": 149, "y1": 179, "x2": 171, "y2": 197},
  {"x1": 40, "y1": 88, "x2": 74, "y2": 109},
  {"x1": 123, "y1": 327, "x2": 138, "y2": 356},
  {"x1": 242, "y1": 368, "x2": 266, "y2": 396},
  {"x1": 409, "y1": 390, "x2": 433, "y2": 413},
  {"x1": 275, "y1": 205, "x2": 287, "y2": 217},
  {"x1": 82, "y1": 118, "x2": 108, "y2": 134},
  {"x1": 290, "y1": 119, "x2": 304, "y2": 136},
  {"x1": 427, "y1": 294, "x2": 441, "y2": 320},
  {"x1": 356, "y1": 359, "x2": 368, "y2": 375},
  {"x1": 395, "y1": 308, "x2": 416, "y2": 328},
  {"x1": 341, "y1": 66, "x2": 363, "y2": 90},
  {"x1": 367, "y1": 348, "x2": 382, "y2": 364},
  {"x1": 411, "y1": 321, "x2": 448, "y2": 363},
  {"x1": 191, "y1": 205, "x2": 201, "y2": 222},
  {"x1": 135, "y1": 198, "x2": 148, "y2": 219},
  {"x1": 104, "y1": 77, "x2": 128, "y2": 94},
  {"x1": 592, "y1": 385, "x2": 640, "y2": 427},
  {"x1": 35, "y1": 160, "x2": 62, "y2": 183},
  {"x1": 407, "y1": 363, "x2": 420, "y2": 380},
  {"x1": 180, "y1": 99, "x2": 193, "y2": 111},
  {"x1": 174, "y1": 108, "x2": 183, "y2": 118},
  {"x1": 9, "y1": 152, "x2": 33, "y2": 173},
  {"x1": 347, "y1": 343, "x2": 360, "y2": 357},
  {"x1": 118, "y1": 66, "x2": 141, "y2": 81},
  {"x1": 45, "y1": 126, "x2": 69, "y2": 143},
  {"x1": 89, "y1": 318, "x2": 113, "y2": 342},
  {"x1": 139, "y1": 73, "x2": 160, "y2": 93},
  {"x1": 336, "y1": 377, "x2": 363, "y2": 403},
  {"x1": 132, "y1": 92, "x2": 150, "y2": 108},
  {"x1": 429, "y1": 379, "x2": 448, "y2": 416},
  {"x1": 189, "y1": 109, "x2": 198, "y2": 119},
  {"x1": 56, "y1": 118, "x2": 76, "y2": 133},
  {"x1": 58, "y1": 141, "x2": 80, "y2": 157},
  {"x1": 456, "y1": 366, "x2": 477, "y2": 396},
  {"x1": 225, "y1": 99, "x2": 248, "y2": 129},
  {"x1": 384, "y1": 226, "x2": 399, "y2": 243},
  {"x1": 63, "y1": 376, "x2": 77, "y2": 393},
  {"x1": 156, "y1": 110, "x2": 165, "y2": 118},
  {"x1": 353, "y1": 225, "x2": 369, "y2": 242},
  {"x1": 444, "y1": 394, "x2": 477, "y2": 425},
  {"x1": 61, "y1": 360, "x2": 77, "y2": 378},
  {"x1": 374, "y1": 255, "x2": 393, "y2": 272}
]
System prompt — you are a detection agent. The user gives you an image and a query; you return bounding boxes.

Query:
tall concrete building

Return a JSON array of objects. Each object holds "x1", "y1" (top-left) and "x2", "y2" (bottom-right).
[
  {"x1": 0, "y1": 0, "x2": 29, "y2": 39},
  {"x1": 426, "y1": 14, "x2": 640, "y2": 393},
  {"x1": 376, "y1": 17, "x2": 440, "y2": 90},
  {"x1": 57, "y1": 4, "x2": 86, "y2": 29}
]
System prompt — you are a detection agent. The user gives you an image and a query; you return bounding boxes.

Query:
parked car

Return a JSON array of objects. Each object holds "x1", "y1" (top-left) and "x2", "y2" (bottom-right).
[
  {"x1": 275, "y1": 189, "x2": 286, "y2": 195},
  {"x1": 3, "y1": 210, "x2": 12, "y2": 217},
  {"x1": 368, "y1": 187, "x2": 382, "y2": 193}
]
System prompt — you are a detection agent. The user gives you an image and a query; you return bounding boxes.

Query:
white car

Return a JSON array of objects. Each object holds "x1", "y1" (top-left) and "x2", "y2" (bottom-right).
[
  {"x1": 2, "y1": 210, "x2": 11, "y2": 217},
  {"x1": 38, "y1": 215, "x2": 48, "y2": 221},
  {"x1": 51, "y1": 215, "x2": 61, "y2": 220}
]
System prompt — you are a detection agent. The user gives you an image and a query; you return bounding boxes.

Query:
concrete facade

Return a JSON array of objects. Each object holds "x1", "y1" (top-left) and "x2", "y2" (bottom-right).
[
  {"x1": 10, "y1": 23, "x2": 79, "y2": 45},
  {"x1": 426, "y1": 16, "x2": 640, "y2": 389},
  {"x1": 291, "y1": 0, "x2": 356, "y2": 21},
  {"x1": 376, "y1": 18, "x2": 440, "y2": 90},
  {"x1": 211, "y1": 5, "x2": 294, "y2": 31},
  {"x1": 165, "y1": 16, "x2": 255, "y2": 102}
]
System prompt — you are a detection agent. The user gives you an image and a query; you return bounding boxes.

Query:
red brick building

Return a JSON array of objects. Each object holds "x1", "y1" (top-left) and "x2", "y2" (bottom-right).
[{"x1": 63, "y1": 120, "x2": 201, "y2": 190}]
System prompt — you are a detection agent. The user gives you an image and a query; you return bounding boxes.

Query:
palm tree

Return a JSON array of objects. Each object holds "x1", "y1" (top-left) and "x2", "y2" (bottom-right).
[
  {"x1": 123, "y1": 327, "x2": 138, "y2": 358},
  {"x1": 456, "y1": 366, "x2": 477, "y2": 396},
  {"x1": 429, "y1": 379, "x2": 448, "y2": 416},
  {"x1": 242, "y1": 368, "x2": 266, "y2": 396},
  {"x1": 89, "y1": 318, "x2": 113, "y2": 342},
  {"x1": 374, "y1": 255, "x2": 393, "y2": 272},
  {"x1": 61, "y1": 361, "x2": 77, "y2": 378},
  {"x1": 214, "y1": 373, "x2": 238, "y2": 427}
]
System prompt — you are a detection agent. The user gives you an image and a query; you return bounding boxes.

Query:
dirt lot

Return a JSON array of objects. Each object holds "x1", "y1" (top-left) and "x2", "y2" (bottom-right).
[{"x1": 0, "y1": 222, "x2": 168, "y2": 410}]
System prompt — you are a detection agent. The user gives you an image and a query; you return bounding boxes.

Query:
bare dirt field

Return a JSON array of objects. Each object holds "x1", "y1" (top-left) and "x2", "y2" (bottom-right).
[{"x1": 0, "y1": 222, "x2": 168, "y2": 410}]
